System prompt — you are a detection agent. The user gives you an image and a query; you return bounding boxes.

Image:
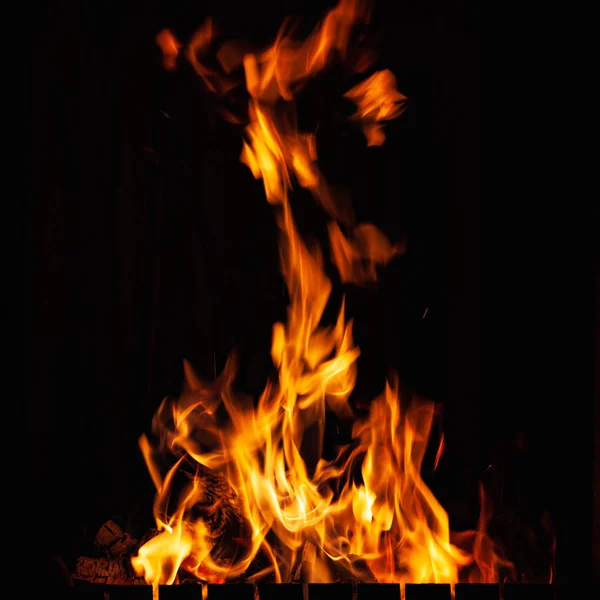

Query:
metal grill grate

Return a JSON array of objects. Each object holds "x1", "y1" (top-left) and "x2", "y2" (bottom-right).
[{"x1": 58, "y1": 583, "x2": 570, "y2": 600}]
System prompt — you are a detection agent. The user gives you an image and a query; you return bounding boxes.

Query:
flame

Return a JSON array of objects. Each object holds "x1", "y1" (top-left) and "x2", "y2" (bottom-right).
[
  {"x1": 433, "y1": 432, "x2": 445, "y2": 472},
  {"x1": 328, "y1": 222, "x2": 405, "y2": 285},
  {"x1": 344, "y1": 69, "x2": 407, "y2": 146},
  {"x1": 156, "y1": 29, "x2": 181, "y2": 71},
  {"x1": 134, "y1": 0, "x2": 512, "y2": 589}
]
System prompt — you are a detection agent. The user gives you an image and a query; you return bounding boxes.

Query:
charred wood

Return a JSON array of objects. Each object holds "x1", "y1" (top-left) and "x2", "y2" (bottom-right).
[
  {"x1": 72, "y1": 556, "x2": 146, "y2": 585},
  {"x1": 187, "y1": 469, "x2": 253, "y2": 566},
  {"x1": 94, "y1": 520, "x2": 139, "y2": 557}
]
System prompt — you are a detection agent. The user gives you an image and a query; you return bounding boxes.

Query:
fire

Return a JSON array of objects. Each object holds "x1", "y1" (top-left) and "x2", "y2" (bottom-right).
[
  {"x1": 156, "y1": 29, "x2": 181, "y2": 71},
  {"x1": 344, "y1": 69, "x2": 407, "y2": 147},
  {"x1": 328, "y1": 221, "x2": 405, "y2": 285},
  {"x1": 133, "y1": 0, "x2": 512, "y2": 592}
]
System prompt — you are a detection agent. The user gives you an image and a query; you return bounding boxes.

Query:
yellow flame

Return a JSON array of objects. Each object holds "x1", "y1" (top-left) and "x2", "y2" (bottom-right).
[{"x1": 135, "y1": 0, "x2": 512, "y2": 588}]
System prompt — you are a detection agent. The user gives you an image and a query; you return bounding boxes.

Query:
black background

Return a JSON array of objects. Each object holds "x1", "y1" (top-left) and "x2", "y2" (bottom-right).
[{"x1": 27, "y1": 0, "x2": 594, "y2": 584}]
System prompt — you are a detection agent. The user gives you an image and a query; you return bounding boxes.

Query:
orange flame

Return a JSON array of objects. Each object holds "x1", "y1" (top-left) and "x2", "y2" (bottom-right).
[
  {"x1": 134, "y1": 0, "x2": 512, "y2": 590},
  {"x1": 328, "y1": 222, "x2": 405, "y2": 285},
  {"x1": 156, "y1": 29, "x2": 181, "y2": 71},
  {"x1": 344, "y1": 69, "x2": 407, "y2": 146},
  {"x1": 433, "y1": 432, "x2": 445, "y2": 472},
  {"x1": 186, "y1": 19, "x2": 238, "y2": 96}
]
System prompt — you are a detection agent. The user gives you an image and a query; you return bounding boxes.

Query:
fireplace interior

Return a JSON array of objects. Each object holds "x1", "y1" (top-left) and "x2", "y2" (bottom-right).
[{"x1": 29, "y1": 0, "x2": 595, "y2": 597}]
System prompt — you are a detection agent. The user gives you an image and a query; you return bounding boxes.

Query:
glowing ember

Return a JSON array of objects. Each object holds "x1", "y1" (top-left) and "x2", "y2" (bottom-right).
[{"x1": 132, "y1": 0, "x2": 513, "y2": 592}]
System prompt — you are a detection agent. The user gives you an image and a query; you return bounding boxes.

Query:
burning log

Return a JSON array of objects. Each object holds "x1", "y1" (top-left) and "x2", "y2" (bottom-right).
[
  {"x1": 292, "y1": 540, "x2": 317, "y2": 583},
  {"x1": 72, "y1": 520, "x2": 154, "y2": 585},
  {"x1": 94, "y1": 520, "x2": 139, "y2": 557},
  {"x1": 74, "y1": 470, "x2": 250, "y2": 586},
  {"x1": 72, "y1": 556, "x2": 146, "y2": 585},
  {"x1": 194, "y1": 471, "x2": 247, "y2": 541},
  {"x1": 185, "y1": 468, "x2": 253, "y2": 565}
]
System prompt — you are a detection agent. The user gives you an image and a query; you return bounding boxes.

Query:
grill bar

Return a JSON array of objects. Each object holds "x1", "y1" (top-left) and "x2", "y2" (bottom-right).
[
  {"x1": 61, "y1": 583, "x2": 568, "y2": 600},
  {"x1": 454, "y1": 583, "x2": 500, "y2": 600},
  {"x1": 405, "y1": 584, "x2": 450, "y2": 600},
  {"x1": 206, "y1": 584, "x2": 255, "y2": 600},
  {"x1": 503, "y1": 584, "x2": 557, "y2": 600},
  {"x1": 308, "y1": 583, "x2": 353, "y2": 600}
]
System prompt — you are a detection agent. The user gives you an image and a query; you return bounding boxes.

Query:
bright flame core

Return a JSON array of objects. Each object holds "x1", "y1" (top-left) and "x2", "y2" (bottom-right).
[{"x1": 132, "y1": 0, "x2": 512, "y2": 590}]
